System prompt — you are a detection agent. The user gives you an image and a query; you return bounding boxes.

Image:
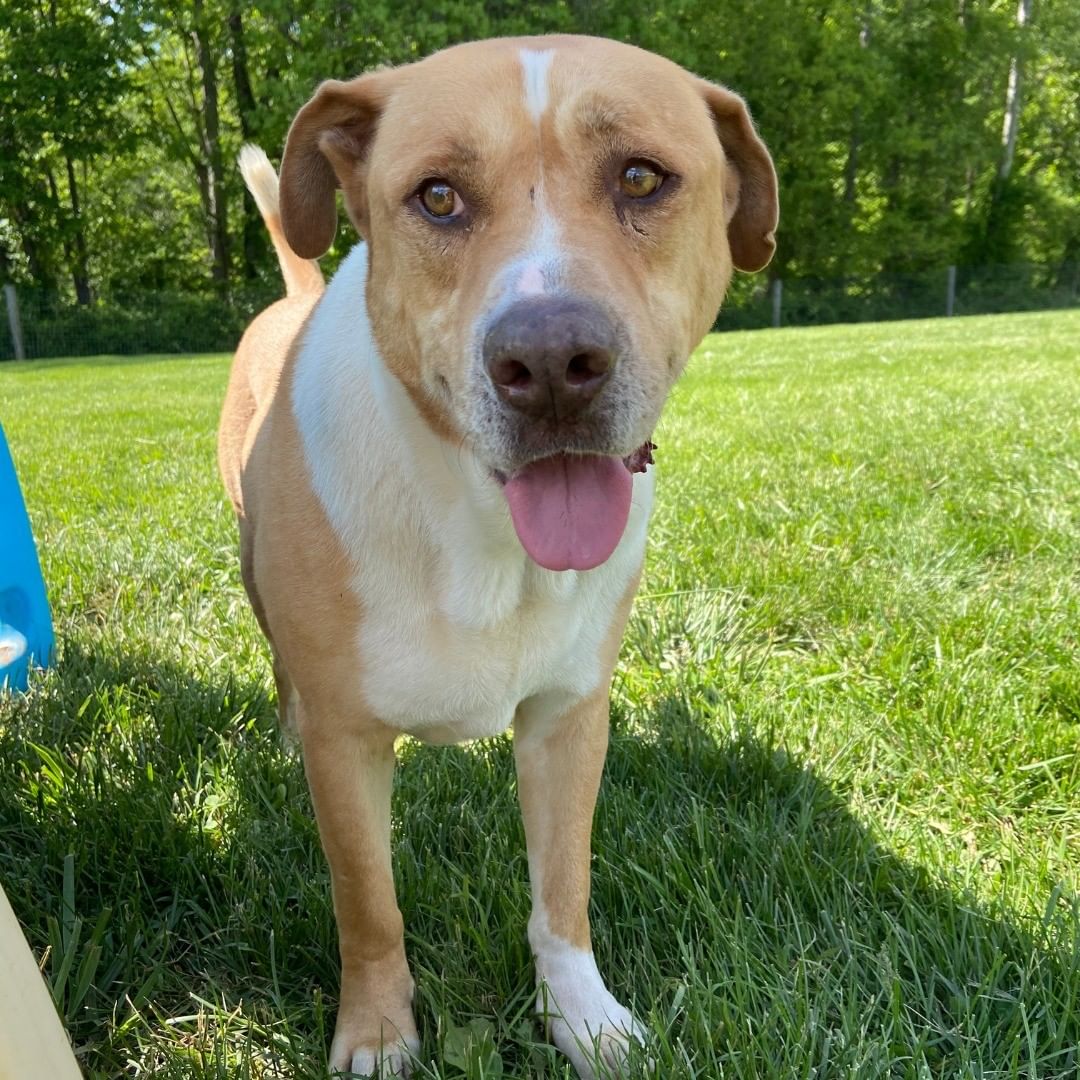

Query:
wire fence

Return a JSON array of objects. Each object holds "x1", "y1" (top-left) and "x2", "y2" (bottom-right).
[
  {"x1": 715, "y1": 260, "x2": 1079, "y2": 331},
  {"x1": 2, "y1": 261, "x2": 1077, "y2": 361},
  {"x1": 0, "y1": 284, "x2": 278, "y2": 362}
]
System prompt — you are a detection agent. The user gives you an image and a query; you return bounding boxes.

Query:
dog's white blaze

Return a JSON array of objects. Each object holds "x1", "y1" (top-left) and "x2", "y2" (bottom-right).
[
  {"x1": 520, "y1": 48, "x2": 555, "y2": 124},
  {"x1": 492, "y1": 189, "x2": 563, "y2": 310},
  {"x1": 491, "y1": 48, "x2": 565, "y2": 309},
  {"x1": 517, "y1": 263, "x2": 546, "y2": 295},
  {"x1": 292, "y1": 245, "x2": 652, "y2": 744}
]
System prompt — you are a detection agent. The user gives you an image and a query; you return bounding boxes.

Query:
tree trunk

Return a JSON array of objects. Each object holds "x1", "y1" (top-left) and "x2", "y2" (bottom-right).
[
  {"x1": 997, "y1": 0, "x2": 1031, "y2": 185},
  {"x1": 6, "y1": 194, "x2": 57, "y2": 290},
  {"x1": 64, "y1": 156, "x2": 91, "y2": 305},
  {"x1": 44, "y1": 164, "x2": 79, "y2": 296},
  {"x1": 843, "y1": 110, "x2": 860, "y2": 206},
  {"x1": 1056, "y1": 232, "x2": 1079, "y2": 293},
  {"x1": 193, "y1": 0, "x2": 229, "y2": 294},
  {"x1": 983, "y1": 0, "x2": 1033, "y2": 263},
  {"x1": 845, "y1": 11, "x2": 871, "y2": 210},
  {"x1": 229, "y1": 8, "x2": 264, "y2": 280}
]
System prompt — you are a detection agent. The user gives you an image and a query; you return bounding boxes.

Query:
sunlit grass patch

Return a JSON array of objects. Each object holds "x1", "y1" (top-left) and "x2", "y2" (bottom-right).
[{"x1": 1, "y1": 309, "x2": 1078, "y2": 1077}]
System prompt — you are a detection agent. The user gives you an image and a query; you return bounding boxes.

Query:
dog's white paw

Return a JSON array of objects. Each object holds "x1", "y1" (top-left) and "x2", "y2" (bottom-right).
[
  {"x1": 540, "y1": 981, "x2": 647, "y2": 1078},
  {"x1": 330, "y1": 1032, "x2": 419, "y2": 1078},
  {"x1": 534, "y1": 942, "x2": 648, "y2": 1079}
]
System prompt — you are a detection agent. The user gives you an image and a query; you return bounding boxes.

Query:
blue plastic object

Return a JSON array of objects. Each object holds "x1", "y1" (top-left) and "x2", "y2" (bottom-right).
[{"x1": 0, "y1": 421, "x2": 53, "y2": 691}]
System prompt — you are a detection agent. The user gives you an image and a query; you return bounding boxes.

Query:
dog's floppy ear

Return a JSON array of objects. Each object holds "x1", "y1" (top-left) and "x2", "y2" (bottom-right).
[
  {"x1": 696, "y1": 80, "x2": 778, "y2": 273},
  {"x1": 279, "y1": 73, "x2": 392, "y2": 259}
]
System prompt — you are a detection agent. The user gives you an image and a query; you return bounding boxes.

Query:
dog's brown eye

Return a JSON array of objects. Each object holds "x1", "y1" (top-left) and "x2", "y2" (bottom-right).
[
  {"x1": 419, "y1": 180, "x2": 462, "y2": 219},
  {"x1": 619, "y1": 161, "x2": 663, "y2": 199}
]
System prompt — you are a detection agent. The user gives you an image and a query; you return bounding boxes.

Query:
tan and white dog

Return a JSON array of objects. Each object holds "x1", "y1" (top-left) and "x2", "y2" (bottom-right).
[{"x1": 219, "y1": 34, "x2": 776, "y2": 1079}]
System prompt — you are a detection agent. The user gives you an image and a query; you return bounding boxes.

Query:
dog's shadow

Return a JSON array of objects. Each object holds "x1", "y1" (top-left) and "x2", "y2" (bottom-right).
[
  {"x1": 596, "y1": 698, "x2": 1080, "y2": 1076},
  {"x1": 2, "y1": 643, "x2": 1078, "y2": 1078}
]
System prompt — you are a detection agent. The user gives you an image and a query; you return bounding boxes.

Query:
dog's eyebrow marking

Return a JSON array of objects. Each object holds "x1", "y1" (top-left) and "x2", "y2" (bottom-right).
[
  {"x1": 579, "y1": 103, "x2": 631, "y2": 140},
  {"x1": 447, "y1": 140, "x2": 482, "y2": 168},
  {"x1": 520, "y1": 48, "x2": 555, "y2": 123}
]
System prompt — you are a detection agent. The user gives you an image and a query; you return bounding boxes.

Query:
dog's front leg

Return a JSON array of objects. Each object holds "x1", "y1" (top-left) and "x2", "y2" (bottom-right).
[
  {"x1": 514, "y1": 689, "x2": 646, "y2": 1079},
  {"x1": 301, "y1": 722, "x2": 418, "y2": 1078}
]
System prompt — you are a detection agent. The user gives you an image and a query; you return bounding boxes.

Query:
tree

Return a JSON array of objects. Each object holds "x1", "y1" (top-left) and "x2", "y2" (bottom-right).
[
  {"x1": 0, "y1": 0, "x2": 130, "y2": 299},
  {"x1": 1, "y1": 0, "x2": 1075, "y2": 310}
]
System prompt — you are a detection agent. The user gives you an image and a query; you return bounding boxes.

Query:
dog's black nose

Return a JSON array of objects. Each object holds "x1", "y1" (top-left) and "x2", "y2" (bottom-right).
[{"x1": 483, "y1": 298, "x2": 617, "y2": 419}]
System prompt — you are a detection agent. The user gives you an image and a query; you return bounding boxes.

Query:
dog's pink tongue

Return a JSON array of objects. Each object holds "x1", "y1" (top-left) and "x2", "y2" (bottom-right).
[{"x1": 504, "y1": 454, "x2": 632, "y2": 572}]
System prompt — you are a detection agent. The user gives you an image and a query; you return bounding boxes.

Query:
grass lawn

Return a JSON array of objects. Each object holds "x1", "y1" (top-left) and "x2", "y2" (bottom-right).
[{"x1": 1, "y1": 308, "x2": 1079, "y2": 1079}]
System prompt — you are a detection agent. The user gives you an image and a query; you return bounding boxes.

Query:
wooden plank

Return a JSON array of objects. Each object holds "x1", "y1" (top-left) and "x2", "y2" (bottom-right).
[{"x1": 0, "y1": 883, "x2": 82, "y2": 1079}]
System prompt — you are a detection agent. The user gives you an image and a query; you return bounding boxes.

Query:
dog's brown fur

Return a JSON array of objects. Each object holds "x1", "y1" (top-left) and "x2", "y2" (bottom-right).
[{"x1": 220, "y1": 36, "x2": 776, "y2": 1078}]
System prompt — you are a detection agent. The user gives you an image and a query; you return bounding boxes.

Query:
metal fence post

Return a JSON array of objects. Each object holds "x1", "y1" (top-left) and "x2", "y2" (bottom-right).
[
  {"x1": 3, "y1": 285, "x2": 25, "y2": 360},
  {"x1": 945, "y1": 265, "x2": 957, "y2": 317},
  {"x1": 771, "y1": 277, "x2": 783, "y2": 328}
]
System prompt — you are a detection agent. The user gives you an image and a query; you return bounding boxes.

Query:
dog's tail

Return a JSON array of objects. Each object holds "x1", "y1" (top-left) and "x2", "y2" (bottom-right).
[{"x1": 238, "y1": 144, "x2": 324, "y2": 299}]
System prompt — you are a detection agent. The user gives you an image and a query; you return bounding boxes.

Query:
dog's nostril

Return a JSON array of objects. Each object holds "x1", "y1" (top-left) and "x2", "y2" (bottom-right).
[
  {"x1": 566, "y1": 352, "x2": 610, "y2": 386},
  {"x1": 491, "y1": 357, "x2": 532, "y2": 389}
]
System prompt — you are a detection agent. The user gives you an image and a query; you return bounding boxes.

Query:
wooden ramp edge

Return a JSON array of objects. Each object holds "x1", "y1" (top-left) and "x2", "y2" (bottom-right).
[{"x1": 0, "y1": 882, "x2": 82, "y2": 1079}]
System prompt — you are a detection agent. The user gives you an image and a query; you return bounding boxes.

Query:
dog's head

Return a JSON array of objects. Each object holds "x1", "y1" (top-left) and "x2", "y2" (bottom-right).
[{"x1": 279, "y1": 36, "x2": 777, "y2": 570}]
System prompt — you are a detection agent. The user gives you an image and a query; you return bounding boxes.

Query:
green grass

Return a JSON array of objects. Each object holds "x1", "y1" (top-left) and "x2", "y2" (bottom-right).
[{"x1": 1, "y1": 309, "x2": 1079, "y2": 1078}]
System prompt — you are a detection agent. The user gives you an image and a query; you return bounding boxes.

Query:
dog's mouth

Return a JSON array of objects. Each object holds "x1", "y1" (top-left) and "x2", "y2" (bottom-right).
[{"x1": 492, "y1": 442, "x2": 655, "y2": 572}]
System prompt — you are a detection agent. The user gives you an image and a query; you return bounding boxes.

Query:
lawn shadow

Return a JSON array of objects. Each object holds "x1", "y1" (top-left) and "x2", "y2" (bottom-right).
[
  {"x1": 1, "y1": 642, "x2": 1078, "y2": 1077},
  {"x1": 597, "y1": 695, "x2": 1080, "y2": 1075},
  {"x1": 0, "y1": 640, "x2": 339, "y2": 1076}
]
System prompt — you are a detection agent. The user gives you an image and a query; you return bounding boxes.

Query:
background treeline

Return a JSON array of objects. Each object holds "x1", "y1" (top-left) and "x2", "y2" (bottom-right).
[{"x1": 1, "y1": 0, "x2": 1078, "y2": 339}]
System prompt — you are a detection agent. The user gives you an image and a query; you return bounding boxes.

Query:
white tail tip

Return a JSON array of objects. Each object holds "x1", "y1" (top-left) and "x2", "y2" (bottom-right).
[{"x1": 238, "y1": 144, "x2": 279, "y2": 222}]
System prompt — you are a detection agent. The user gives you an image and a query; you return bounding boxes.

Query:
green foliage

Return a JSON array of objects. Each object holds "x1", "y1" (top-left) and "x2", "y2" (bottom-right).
[
  {"x1": 1, "y1": 0, "x2": 1078, "y2": 307},
  {"x1": 0, "y1": 0, "x2": 132, "y2": 293}
]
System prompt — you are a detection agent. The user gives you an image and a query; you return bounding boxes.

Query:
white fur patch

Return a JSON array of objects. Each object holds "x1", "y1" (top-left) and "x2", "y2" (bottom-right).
[
  {"x1": 330, "y1": 1029, "x2": 419, "y2": 1079},
  {"x1": 484, "y1": 52, "x2": 565, "y2": 312},
  {"x1": 291, "y1": 245, "x2": 652, "y2": 744},
  {"x1": 485, "y1": 189, "x2": 565, "y2": 321},
  {"x1": 346, "y1": 1045, "x2": 412, "y2": 1079},
  {"x1": 530, "y1": 911, "x2": 646, "y2": 1079},
  {"x1": 517, "y1": 263, "x2": 546, "y2": 296},
  {"x1": 237, "y1": 144, "x2": 279, "y2": 222},
  {"x1": 520, "y1": 48, "x2": 555, "y2": 124}
]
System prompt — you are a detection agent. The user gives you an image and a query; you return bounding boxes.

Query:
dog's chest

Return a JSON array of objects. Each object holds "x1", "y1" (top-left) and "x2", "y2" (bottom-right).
[{"x1": 354, "y1": 531, "x2": 639, "y2": 742}]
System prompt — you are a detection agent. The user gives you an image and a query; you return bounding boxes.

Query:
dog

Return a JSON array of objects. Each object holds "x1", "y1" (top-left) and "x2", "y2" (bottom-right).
[{"x1": 219, "y1": 34, "x2": 776, "y2": 1079}]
